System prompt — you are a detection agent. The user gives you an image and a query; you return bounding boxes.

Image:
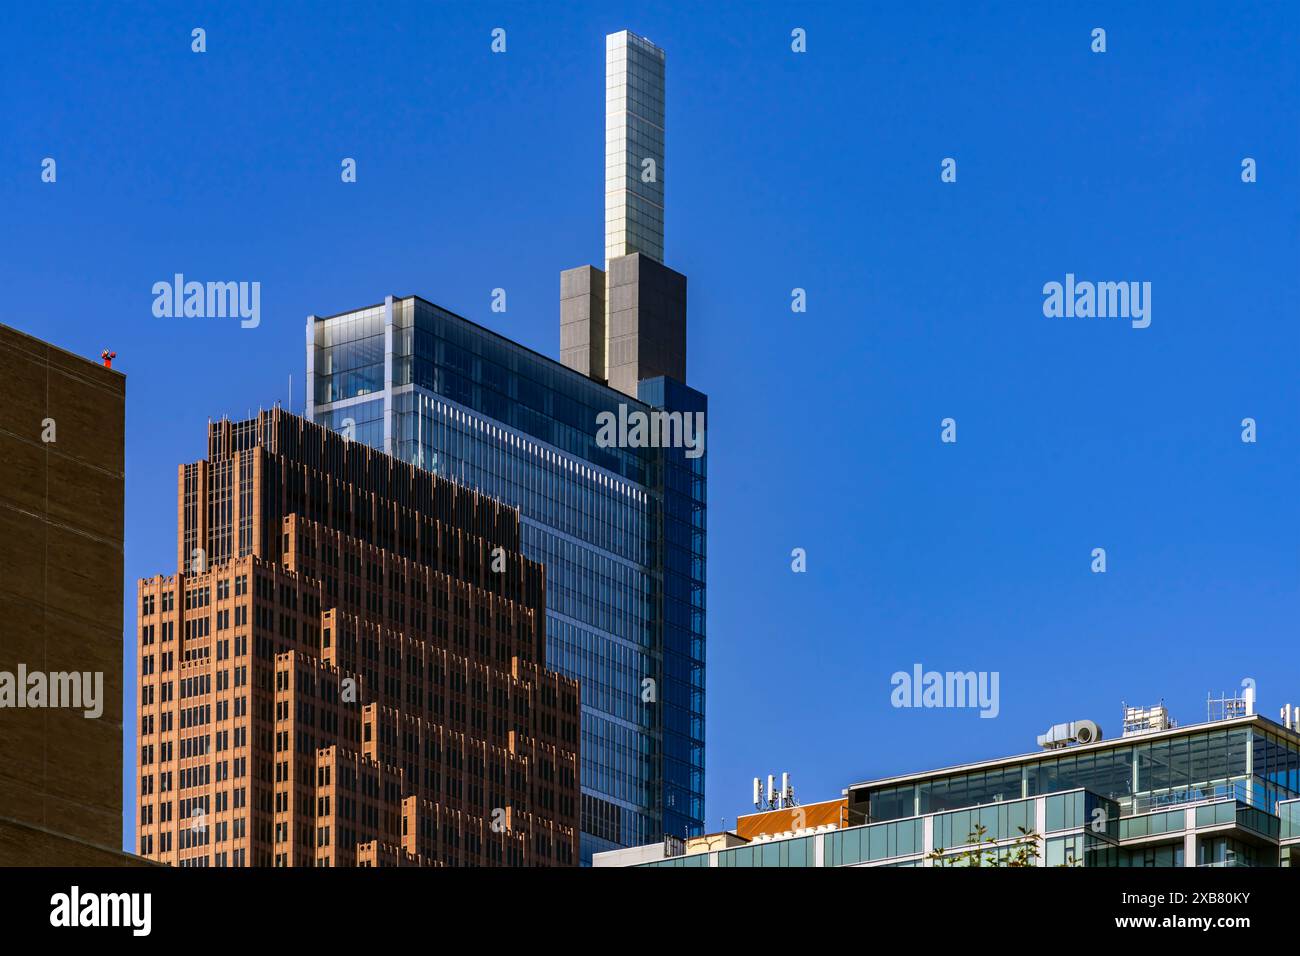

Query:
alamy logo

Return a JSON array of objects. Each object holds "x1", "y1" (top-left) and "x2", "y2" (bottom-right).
[
  {"x1": 152, "y1": 274, "x2": 261, "y2": 328},
  {"x1": 595, "y1": 404, "x2": 705, "y2": 459},
  {"x1": 50, "y1": 886, "x2": 151, "y2": 936},
  {"x1": 1042, "y1": 273, "x2": 1151, "y2": 329},
  {"x1": 890, "y1": 663, "x2": 1000, "y2": 718},
  {"x1": 0, "y1": 665, "x2": 102, "y2": 718}
]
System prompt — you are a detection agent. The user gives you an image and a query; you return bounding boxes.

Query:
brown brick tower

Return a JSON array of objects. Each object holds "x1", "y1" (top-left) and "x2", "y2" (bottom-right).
[
  {"x1": 136, "y1": 408, "x2": 579, "y2": 866},
  {"x1": 0, "y1": 325, "x2": 137, "y2": 865}
]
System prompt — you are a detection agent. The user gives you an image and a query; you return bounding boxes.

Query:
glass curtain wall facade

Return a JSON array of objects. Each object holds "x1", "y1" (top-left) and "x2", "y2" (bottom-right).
[
  {"x1": 854, "y1": 721, "x2": 1300, "y2": 824},
  {"x1": 307, "y1": 295, "x2": 706, "y2": 862},
  {"x1": 852, "y1": 723, "x2": 1300, "y2": 822},
  {"x1": 836, "y1": 717, "x2": 1300, "y2": 867},
  {"x1": 637, "y1": 375, "x2": 706, "y2": 842}
]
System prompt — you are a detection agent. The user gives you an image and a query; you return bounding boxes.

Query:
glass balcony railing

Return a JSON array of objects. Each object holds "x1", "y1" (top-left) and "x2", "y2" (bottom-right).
[
  {"x1": 1278, "y1": 799, "x2": 1300, "y2": 840},
  {"x1": 1128, "y1": 779, "x2": 1258, "y2": 816}
]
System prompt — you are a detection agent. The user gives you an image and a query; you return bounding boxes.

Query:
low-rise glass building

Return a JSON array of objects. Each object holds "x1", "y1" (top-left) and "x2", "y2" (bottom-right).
[{"x1": 598, "y1": 711, "x2": 1300, "y2": 867}]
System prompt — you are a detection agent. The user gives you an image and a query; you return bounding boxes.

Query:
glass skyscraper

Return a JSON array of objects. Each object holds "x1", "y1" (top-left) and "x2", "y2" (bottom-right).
[
  {"x1": 305, "y1": 28, "x2": 705, "y2": 864},
  {"x1": 306, "y1": 295, "x2": 706, "y2": 862}
]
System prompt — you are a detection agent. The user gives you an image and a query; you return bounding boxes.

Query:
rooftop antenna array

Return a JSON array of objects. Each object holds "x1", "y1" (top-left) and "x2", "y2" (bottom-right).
[
  {"x1": 752, "y1": 772, "x2": 797, "y2": 811},
  {"x1": 1207, "y1": 685, "x2": 1254, "y2": 723},
  {"x1": 1281, "y1": 704, "x2": 1300, "y2": 733}
]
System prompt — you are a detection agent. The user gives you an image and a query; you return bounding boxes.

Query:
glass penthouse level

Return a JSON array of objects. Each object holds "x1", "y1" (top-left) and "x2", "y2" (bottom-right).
[
  {"x1": 606, "y1": 713, "x2": 1300, "y2": 868},
  {"x1": 306, "y1": 295, "x2": 706, "y2": 863}
]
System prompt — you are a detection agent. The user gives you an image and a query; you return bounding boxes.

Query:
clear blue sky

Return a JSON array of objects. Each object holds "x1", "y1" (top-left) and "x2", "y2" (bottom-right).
[{"x1": 1, "y1": 1, "x2": 1295, "y2": 851}]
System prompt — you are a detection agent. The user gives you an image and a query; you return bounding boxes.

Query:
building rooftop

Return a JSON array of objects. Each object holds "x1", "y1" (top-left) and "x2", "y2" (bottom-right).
[
  {"x1": 845, "y1": 711, "x2": 1300, "y2": 796},
  {"x1": 311, "y1": 294, "x2": 662, "y2": 413}
]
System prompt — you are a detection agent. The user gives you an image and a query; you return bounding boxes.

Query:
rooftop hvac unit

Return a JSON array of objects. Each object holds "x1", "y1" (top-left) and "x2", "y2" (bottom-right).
[
  {"x1": 1121, "y1": 700, "x2": 1174, "y2": 737},
  {"x1": 1037, "y1": 719, "x2": 1103, "y2": 750}
]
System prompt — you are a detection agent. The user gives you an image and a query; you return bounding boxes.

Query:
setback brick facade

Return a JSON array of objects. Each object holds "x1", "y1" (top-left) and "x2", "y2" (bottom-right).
[{"x1": 136, "y1": 408, "x2": 579, "y2": 866}]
